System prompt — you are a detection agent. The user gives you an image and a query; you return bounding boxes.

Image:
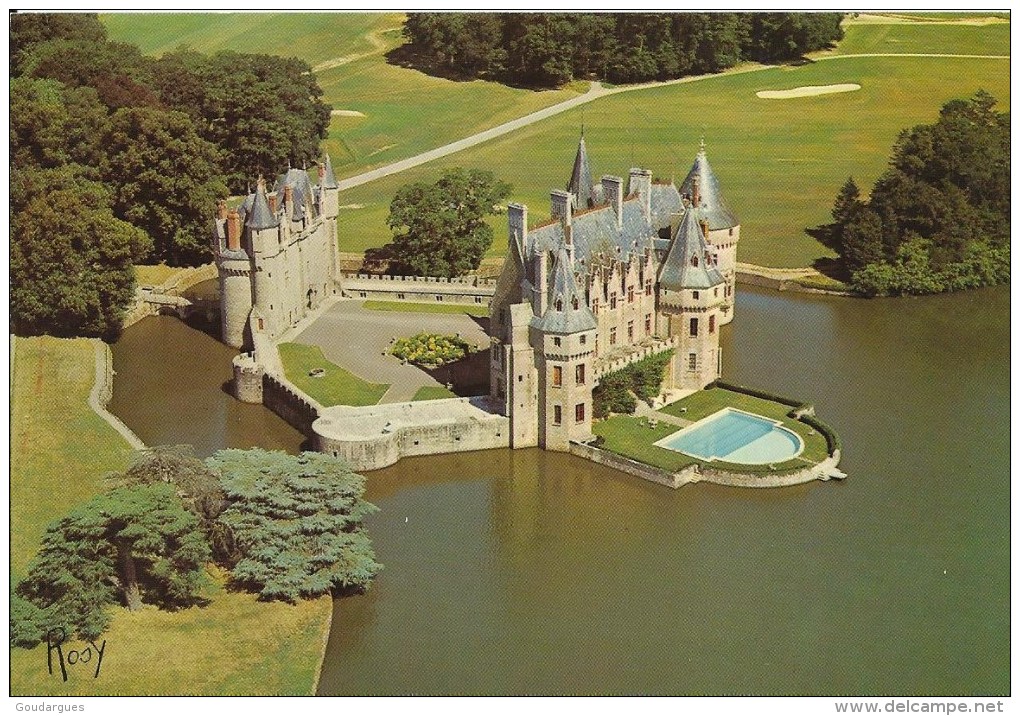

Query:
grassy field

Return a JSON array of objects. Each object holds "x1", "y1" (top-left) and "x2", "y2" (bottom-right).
[
  {"x1": 412, "y1": 385, "x2": 458, "y2": 401},
  {"x1": 278, "y1": 342, "x2": 388, "y2": 406},
  {"x1": 337, "y1": 54, "x2": 1009, "y2": 267},
  {"x1": 363, "y1": 299, "x2": 489, "y2": 317},
  {"x1": 101, "y1": 12, "x2": 581, "y2": 178},
  {"x1": 593, "y1": 386, "x2": 830, "y2": 475},
  {"x1": 832, "y1": 21, "x2": 1010, "y2": 56},
  {"x1": 10, "y1": 336, "x2": 332, "y2": 695},
  {"x1": 133, "y1": 263, "x2": 187, "y2": 287}
]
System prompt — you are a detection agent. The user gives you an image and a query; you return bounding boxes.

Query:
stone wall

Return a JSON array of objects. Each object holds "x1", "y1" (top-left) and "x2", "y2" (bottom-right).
[
  {"x1": 593, "y1": 335, "x2": 679, "y2": 380},
  {"x1": 569, "y1": 441, "x2": 696, "y2": 489},
  {"x1": 340, "y1": 272, "x2": 496, "y2": 306},
  {"x1": 262, "y1": 372, "x2": 323, "y2": 437},
  {"x1": 88, "y1": 340, "x2": 146, "y2": 450}
]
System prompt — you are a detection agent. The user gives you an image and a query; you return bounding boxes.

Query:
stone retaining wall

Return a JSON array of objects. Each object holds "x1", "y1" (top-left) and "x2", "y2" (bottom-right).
[
  {"x1": 88, "y1": 340, "x2": 145, "y2": 450},
  {"x1": 340, "y1": 272, "x2": 496, "y2": 306},
  {"x1": 569, "y1": 441, "x2": 697, "y2": 489},
  {"x1": 263, "y1": 372, "x2": 323, "y2": 438}
]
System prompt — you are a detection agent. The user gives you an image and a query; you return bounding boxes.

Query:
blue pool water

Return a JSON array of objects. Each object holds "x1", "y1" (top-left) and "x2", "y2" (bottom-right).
[{"x1": 655, "y1": 408, "x2": 803, "y2": 464}]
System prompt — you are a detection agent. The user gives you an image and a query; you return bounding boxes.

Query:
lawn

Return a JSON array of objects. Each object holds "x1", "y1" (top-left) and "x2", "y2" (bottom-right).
[
  {"x1": 133, "y1": 263, "x2": 187, "y2": 287},
  {"x1": 593, "y1": 386, "x2": 831, "y2": 475},
  {"x1": 335, "y1": 54, "x2": 1008, "y2": 267},
  {"x1": 9, "y1": 336, "x2": 332, "y2": 695},
  {"x1": 278, "y1": 342, "x2": 388, "y2": 406},
  {"x1": 412, "y1": 385, "x2": 458, "y2": 401},
  {"x1": 831, "y1": 21, "x2": 1010, "y2": 56},
  {"x1": 363, "y1": 299, "x2": 489, "y2": 317}
]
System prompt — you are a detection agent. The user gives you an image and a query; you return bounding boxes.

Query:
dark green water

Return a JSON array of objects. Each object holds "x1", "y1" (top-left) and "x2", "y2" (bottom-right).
[{"x1": 108, "y1": 286, "x2": 1010, "y2": 695}]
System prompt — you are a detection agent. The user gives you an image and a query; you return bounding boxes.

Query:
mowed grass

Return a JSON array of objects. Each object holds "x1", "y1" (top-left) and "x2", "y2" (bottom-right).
[
  {"x1": 412, "y1": 385, "x2": 458, "y2": 401},
  {"x1": 10, "y1": 567, "x2": 331, "y2": 696},
  {"x1": 592, "y1": 387, "x2": 830, "y2": 475},
  {"x1": 10, "y1": 337, "x2": 134, "y2": 574},
  {"x1": 363, "y1": 299, "x2": 489, "y2": 317},
  {"x1": 336, "y1": 54, "x2": 1008, "y2": 267},
  {"x1": 133, "y1": 263, "x2": 187, "y2": 287},
  {"x1": 831, "y1": 21, "x2": 1010, "y2": 56},
  {"x1": 101, "y1": 12, "x2": 401, "y2": 67},
  {"x1": 278, "y1": 342, "x2": 387, "y2": 406},
  {"x1": 10, "y1": 337, "x2": 332, "y2": 695}
]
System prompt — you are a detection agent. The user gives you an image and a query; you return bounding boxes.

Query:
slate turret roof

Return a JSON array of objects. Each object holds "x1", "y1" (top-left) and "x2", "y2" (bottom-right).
[
  {"x1": 658, "y1": 205, "x2": 725, "y2": 291},
  {"x1": 320, "y1": 154, "x2": 339, "y2": 190},
  {"x1": 245, "y1": 181, "x2": 279, "y2": 230},
  {"x1": 274, "y1": 167, "x2": 317, "y2": 221},
  {"x1": 531, "y1": 245, "x2": 597, "y2": 335},
  {"x1": 567, "y1": 137, "x2": 597, "y2": 210},
  {"x1": 680, "y1": 145, "x2": 739, "y2": 230}
]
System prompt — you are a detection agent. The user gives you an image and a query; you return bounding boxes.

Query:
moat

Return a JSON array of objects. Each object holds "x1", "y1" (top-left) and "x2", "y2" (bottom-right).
[{"x1": 109, "y1": 284, "x2": 1009, "y2": 695}]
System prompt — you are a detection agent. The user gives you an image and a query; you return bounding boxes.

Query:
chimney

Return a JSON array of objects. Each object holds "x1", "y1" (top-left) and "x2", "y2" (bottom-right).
[
  {"x1": 701, "y1": 219, "x2": 710, "y2": 242},
  {"x1": 226, "y1": 209, "x2": 241, "y2": 250},
  {"x1": 284, "y1": 185, "x2": 294, "y2": 220},
  {"x1": 550, "y1": 189, "x2": 572, "y2": 226},
  {"x1": 216, "y1": 199, "x2": 228, "y2": 221},
  {"x1": 629, "y1": 168, "x2": 651, "y2": 219},
  {"x1": 601, "y1": 175, "x2": 623, "y2": 228},
  {"x1": 508, "y1": 202, "x2": 529, "y2": 251},
  {"x1": 317, "y1": 162, "x2": 325, "y2": 183},
  {"x1": 693, "y1": 176, "x2": 701, "y2": 206},
  {"x1": 268, "y1": 192, "x2": 278, "y2": 214}
]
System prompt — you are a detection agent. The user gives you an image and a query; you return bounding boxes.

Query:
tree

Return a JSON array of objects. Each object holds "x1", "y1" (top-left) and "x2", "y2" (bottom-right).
[
  {"x1": 100, "y1": 106, "x2": 227, "y2": 265},
  {"x1": 388, "y1": 168, "x2": 511, "y2": 278},
  {"x1": 9, "y1": 12, "x2": 108, "y2": 77},
  {"x1": 14, "y1": 484, "x2": 209, "y2": 644},
  {"x1": 840, "y1": 208, "x2": 885, "y2": 272},
  {"x1": 109, "y1": 446, "x2": 234, "y2": 564},
  {"x1": 10, "y1": 166, "x2": 152, "y2": 338},
  {"x1": 209, "y1": 450, "x2": 382, "y2": 602},
  {"x1": 831, "y1": 176, "x2": 861, "y2": 227}
]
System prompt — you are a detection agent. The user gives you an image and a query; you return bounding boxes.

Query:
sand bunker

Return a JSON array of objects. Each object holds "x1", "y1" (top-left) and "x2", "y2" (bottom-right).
[
  {"x1": 331, "y1": 109, "x2": 366, "y2": 117},
  {"x1": 756, "y1": 83, "x2": 861, "y2": 99}
]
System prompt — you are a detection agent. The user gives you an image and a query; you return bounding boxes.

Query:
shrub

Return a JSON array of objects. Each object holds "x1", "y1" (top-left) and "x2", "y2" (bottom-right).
[
  {"x1": 390, "y1": 332, "x2": 472, "y2": 368},
  {"x1": 800, "y1": 414, "x2": 842, "y2": 455},
  {"x1": 713, "y1": 381, "x2": 805, "y2": 408},
  {"x1": 593, "y1": 350, "x2": 673, "y2": 418}
]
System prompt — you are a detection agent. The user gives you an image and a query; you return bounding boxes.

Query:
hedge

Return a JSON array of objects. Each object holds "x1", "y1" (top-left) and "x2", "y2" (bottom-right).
[
  {"x1": 712, "y1": 380, "x2": 806, "y2": 409},
  {"x1": 799, "y1": 413, "x2": 841, "y2": 455}
]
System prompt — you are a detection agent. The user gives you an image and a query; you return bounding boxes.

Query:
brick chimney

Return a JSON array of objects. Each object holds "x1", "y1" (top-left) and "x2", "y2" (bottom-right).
[
  {"x1": 216, "y1": 199, "x2": 228, "y2": 221},
  {"x1": 226, "y1": 209, "x2": 241, "y2": 250},
  {"x1": 284, "y1": 185, "x2": 294, "y2": 220},
  {"x1": 601, "y1": 175, "x2": 623, "y2": 229},
  {"x1": 550, "y1": 189, "x2": 572, "y2": 226},
  {"x1": 700, "y1": 219, "x2": 710, "y2": 242},
  {"x1": 268, "y1": 193, "x2": 278, "y2": 214},
  {"x1": 317, "y1": 162, "x2": 325, "y2": 183}
]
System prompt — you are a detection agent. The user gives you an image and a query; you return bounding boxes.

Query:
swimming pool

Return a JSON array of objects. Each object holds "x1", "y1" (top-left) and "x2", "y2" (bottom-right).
[{"x1": 654, "y1": 408, "x2": 804, "y2": 465}]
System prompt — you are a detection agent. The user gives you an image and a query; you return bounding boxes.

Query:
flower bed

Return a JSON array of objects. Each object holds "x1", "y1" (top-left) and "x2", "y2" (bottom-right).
[{"x1": 390, "y1": 332, "x2": 473, "y2": 368}]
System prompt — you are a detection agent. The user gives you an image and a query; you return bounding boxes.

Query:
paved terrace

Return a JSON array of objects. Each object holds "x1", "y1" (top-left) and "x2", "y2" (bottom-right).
[{"x1": 292, "y1": 300, "x2": 490, "y2": 403}]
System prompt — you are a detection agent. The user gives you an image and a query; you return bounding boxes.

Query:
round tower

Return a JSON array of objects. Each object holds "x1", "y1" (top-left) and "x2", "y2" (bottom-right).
[
  {"x1": 214, "y1": 202, "x2": 254, "y2": 349},
  {"x1": 232, "y1": 352, "x2": 264, "y2": 403}
]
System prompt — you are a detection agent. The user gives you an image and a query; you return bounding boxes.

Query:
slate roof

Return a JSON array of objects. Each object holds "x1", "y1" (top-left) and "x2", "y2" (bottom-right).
[
  {"x1": 245, "y1": 182, "x2": 279, "y2": 230},
  {"x1": 320, "y1": 154, "x2": 339, "y2": 190},
  {"x1": 658, "y1": 206, "x2": 725, "y2": 291},
  {"x1": 273, "y1": 167, "x2": 317, "y2": 221},
  {"x1": 680, "y1": 148, "x2": 739, "y2": 230},
  {"x1": 528, "y1": 197, "x2": 655, "y2": 272},
  {"x1": 530, "y1": 246, "x2": 597, "y2": 334}
]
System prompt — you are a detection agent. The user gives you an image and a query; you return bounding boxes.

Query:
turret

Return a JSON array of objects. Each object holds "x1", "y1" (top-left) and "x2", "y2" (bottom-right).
[
  {"x1": 567, "y1": 135, "x2": 596, "y2": 210},
  {"x1": 317, "y1": 154, "x2": 340, "y2": 220}
]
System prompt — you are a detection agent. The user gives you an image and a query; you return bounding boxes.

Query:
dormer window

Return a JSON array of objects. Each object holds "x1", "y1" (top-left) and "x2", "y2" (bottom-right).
[
  {"x1": 691, "y1": 255, "x2": 699, "y2": 267},
  {"x1": 572, "y1": 297, "x2": 579, "y2": 310},
  {"x1": 556, "y1": 299, "x2": 563, "y2": 312}
]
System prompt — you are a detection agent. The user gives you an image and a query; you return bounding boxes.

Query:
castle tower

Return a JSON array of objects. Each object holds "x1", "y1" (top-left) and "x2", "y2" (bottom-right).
[
  {"x1": 247, "y1": 178, "x2": 284, "y2": 335},
  {"x1": 530, "y1": 243, "x2": 598, "y2": 451},
  {"x1": 213, "y1": 199, "x2": 254, "y2": 349},
  {"x1": 657, "y1": 204, "x2": 726, "y2": 391},
  {"x1": 680, "y1": 141, "x2": 740, "y2": 324}
]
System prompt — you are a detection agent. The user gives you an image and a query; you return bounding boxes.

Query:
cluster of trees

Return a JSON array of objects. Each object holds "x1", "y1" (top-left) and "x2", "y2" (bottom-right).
[
  {"x1": 10, "y1": 13, "x2": 331, "y2": 338},
  {"x1": 11, "y1": 447, "x2": 380, "y2": 647},
  {"x1": 399, "y1": 13, "x2": 843, "y2": 87},
  {"x1": 386, "y1": 168, "x2": 511, "y2": 277},
  {"x1": 593, "y1": 350, "x2": 673, "y2": 419},
  {"x1": 828, "y1": 91, "x2": 1010, "y2": 296}
]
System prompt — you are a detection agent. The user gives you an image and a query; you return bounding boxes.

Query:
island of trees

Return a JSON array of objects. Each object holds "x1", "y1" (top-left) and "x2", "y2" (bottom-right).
[
  {"x1": 397, "y1": 13, "x2": 844, "y2": 87},
  {"x1": 828, "y1": 91, "x2": 1010, "y2": 296}
]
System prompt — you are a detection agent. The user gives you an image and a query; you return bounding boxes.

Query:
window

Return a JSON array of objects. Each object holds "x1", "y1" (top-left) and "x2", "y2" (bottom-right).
[
  {"x1": 575, "y1": 364, "x2": 585, "y2": 385},
  {"x1": 690, "y1": 318, "x2": 699, "y2": 337},
  {"x1": 575, "y1": 403, "x2": 585, "y2": 423},
  {"x1": 688, "y1": 353, "x2": 697, "y2": 371},
  {"x1": 257, "y1": 318, "x2": 264, "y2": 331},
  {"x1": 691, "y1": 255, "x2": 699, "y2": 267},
  {"x1": 692, "y1": 290, "x2": 699, "y2": 300},
  {"x1": 359, "y1": 291, "x2": 367, "y2": 298},
  {"x1": 645, "y1": 280, "x2": 652, "y2": 296},
  {"x1": 610, "y1": 292, "x2": 618, "y2": 309},
  {"x1": 714, "y1": 287, "x2": 719, "y2": 297},
  {"x1": 645, "y1": 314, "x2": 652, "y2": 335},
  {"x1": 595, "y1": 335, "x2": 599, "y2": 356},
  {"x1": 592, "y1": 298, "x2": 599, "y2": 315},
  {"x1": 627, "y1": 286, "x2": 634, "y2": 303},
  {"x1": 556, "y1": 299, "x2": 563, "y2": 311},
  {"x1": 475, "y1": 296, "x2": 483, "y2": 304},
  {"x1": 610, "y1": 327, "x2": 617, "y2": 346},
  {"x1": 436, "y1": 295, "x2": 443, "y2": 302},
  {"x1": 709, "y1": 315, "x2": 716, "y2": 334},
  {"x1": 552, "y1": 365, "x2": 562, "y2": 387},
  {"x1": 554, "y1": 337, "x2": 561, "y2": 347},
  {"x1": 580, "y1": 334, "x2": 586, "y2": 345},
  {"x1": 572, "y1": 297, "x2": 579, "y2": 310},
  {"x1": 627, "y1": 320, "x2": 634, "y2": 342},
  {"x1": 729, "y1": 228, "x2": 734, "y2": 236},
  {"x1": 397, "y1": 293, "x2": 406, "y2": 300},
  {"x1": 553, "y1": 405, "x2": 562, "y2": 425}
]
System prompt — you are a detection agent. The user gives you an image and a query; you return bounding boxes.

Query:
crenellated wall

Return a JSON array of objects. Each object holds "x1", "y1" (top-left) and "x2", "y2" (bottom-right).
[{"x1": 340, "y1": 272, "x2": 496, "y2": 306}]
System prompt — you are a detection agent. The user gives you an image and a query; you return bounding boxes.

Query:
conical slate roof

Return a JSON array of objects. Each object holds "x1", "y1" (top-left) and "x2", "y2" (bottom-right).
[
  {"x1": 531, "y1": 246, "x2": 597, "y2": 334},
  {"x1": 658, "y1": 206, "x2": 725, "y2": 291},
  {"x1": 567, "y1": 136, "x2": 596, "y2": 210},
  {"x1": 245, "y1": 181, "x2": 279, "y2": 230},
  {"x1": 320, "y1": 154, "x2": 339, "y2": 190},
  {"x1": 680, "y1": 145, "x2": 739, "y2": 230},
  {"x1": 274, "y1": 167, "x2": 316, "y2": 221}
]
